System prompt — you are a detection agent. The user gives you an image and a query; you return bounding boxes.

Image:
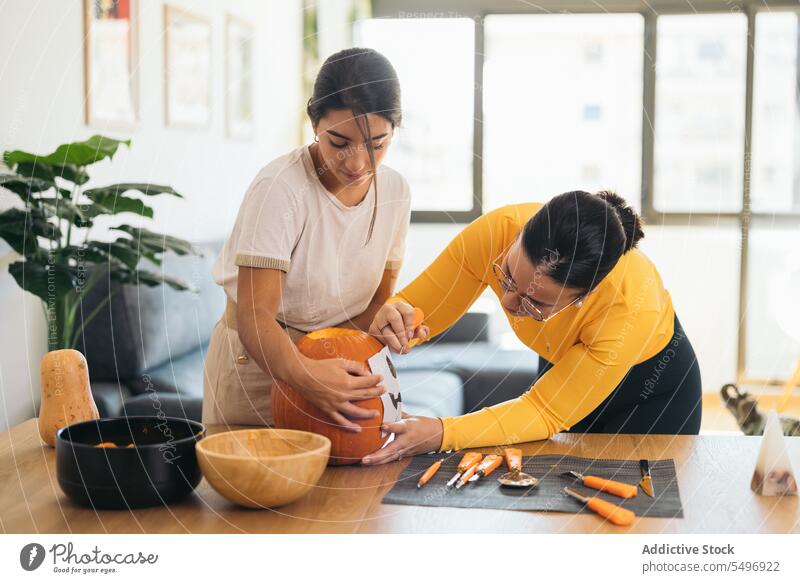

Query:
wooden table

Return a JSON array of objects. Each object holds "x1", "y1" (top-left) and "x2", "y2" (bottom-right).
[{"x1": 2, "y1": 419, "x2": 798, "y2": 533}]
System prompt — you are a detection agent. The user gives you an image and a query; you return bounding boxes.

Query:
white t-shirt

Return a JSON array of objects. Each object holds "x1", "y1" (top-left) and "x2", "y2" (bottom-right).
[{"x1": 212, "y1": 145, "x2": 411, "y2": 332}]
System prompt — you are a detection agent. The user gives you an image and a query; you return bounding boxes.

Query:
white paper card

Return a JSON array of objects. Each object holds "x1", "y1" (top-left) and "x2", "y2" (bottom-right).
[
  {"x1": 367, "y1": 346, "x2": 402, "y2": 436},
  {"x1": 751, "y1": 409, "x2": 798, "y2": 496}
]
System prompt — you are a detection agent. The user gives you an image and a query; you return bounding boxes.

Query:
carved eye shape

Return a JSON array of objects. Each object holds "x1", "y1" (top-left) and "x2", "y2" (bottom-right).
[{"x1": 385, "y1": 355, "x2": 397, "y2": 379}]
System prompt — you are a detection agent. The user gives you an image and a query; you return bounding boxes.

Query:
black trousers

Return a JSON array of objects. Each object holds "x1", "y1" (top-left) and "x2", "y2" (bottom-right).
[{"x1": 537, "y1": 314, "x2": 702, "y2": 435}]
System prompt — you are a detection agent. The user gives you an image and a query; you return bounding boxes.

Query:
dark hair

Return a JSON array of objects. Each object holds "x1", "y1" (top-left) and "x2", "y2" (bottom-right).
[
  {"x1": 520, "y1": 190, "x2": 645, "y2": 293},
  {"x1": 307, "y1": 47, "x2": 402, "y2": 128},
  {"x1": 307, "y1": 48, "x2": 402, "y2": 244}
]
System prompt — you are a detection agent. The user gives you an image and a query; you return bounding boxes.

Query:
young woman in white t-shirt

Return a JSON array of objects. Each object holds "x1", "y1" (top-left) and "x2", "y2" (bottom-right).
[{"x1": 204, "y1": 48, "x2": 411, "y2": 430}]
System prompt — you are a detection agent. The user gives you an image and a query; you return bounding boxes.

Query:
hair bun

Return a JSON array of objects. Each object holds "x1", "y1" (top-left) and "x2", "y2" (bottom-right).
[{"x1": 596, "y1": 190, "x2": 644, "y2": 251}]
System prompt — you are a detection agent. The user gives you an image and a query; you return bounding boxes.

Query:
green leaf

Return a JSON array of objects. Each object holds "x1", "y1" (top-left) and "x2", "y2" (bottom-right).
[
  {"x1": 54, "y1": 245, "x2": 108, "y2": 265},
  {"x1": 39, "y1": 198, "x2": 93, "y2": 227},
  {"x1": 133, "y1": 269, "x2": 194, "y2": 291},
  {"x1": 111, "y1": 225, "x2": 196, "y2": 256},
  {"x1": 83, "y1": 183, "x2": 183, "y2": 199},
  {"x1": 84, "y1": 191, "x2": 154, "y2": 218},
  {"x1": 3, "y1": 135, "x2": 130, "y2": 168},
  {"x1": 112, "y1": 236, "x2": 162, "y2": 267},
  {"x1": 86, "y1": 239, "x2": 142, "y2": 271},
  {"x1": 13, "y1": 161, "x2": 90, "y2": 186},
  {"x1": 10, "y1": 162, "x2": 55, "y2": 182},
  {"x1": 0, "y1": 173, "x2": 67, "y2": 200},
  {"x1": 0, "y1": 208, "x2": 60, "y2": 258},
  {"x1": 8, "y1": 261, "x2": 78, "y2": 304}
]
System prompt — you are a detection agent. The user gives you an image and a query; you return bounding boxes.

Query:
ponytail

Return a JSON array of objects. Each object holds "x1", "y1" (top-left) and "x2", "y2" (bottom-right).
[
  {"x1": 595, "y1": 190, "x2": 645, "y2": 251},
  {"x1": 521, "y1": 190, "x2": 645, "y2": 293}
]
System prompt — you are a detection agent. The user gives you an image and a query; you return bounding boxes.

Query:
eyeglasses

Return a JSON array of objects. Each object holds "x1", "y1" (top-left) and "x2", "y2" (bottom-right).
[{"x1": 492, "y1": 262, "x2": 585, "y2": 322}]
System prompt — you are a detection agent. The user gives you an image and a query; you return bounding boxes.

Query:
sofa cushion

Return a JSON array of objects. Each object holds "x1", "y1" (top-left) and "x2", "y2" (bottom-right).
[
  {"x1": 90, "y1": 381, "x2": 133, "y2": 418},
  {"x1": 122, "y1": 392, "x2": 203, "y2": 423},
  {"x1": 79, "y1": 239, "x2": 225, "y2": 381},
  {"x1": 426, "y1": 312, "x2": 489, "y2": 344},
  {"x1": 394, "y1": 342, "x2": 538, "y2": 413},
  {"x1": 397, "y1": 369, "x2": 463, "y2": 418},
  {"x1": 125, "y1": 344, "x2": 207, "y2": 397}
]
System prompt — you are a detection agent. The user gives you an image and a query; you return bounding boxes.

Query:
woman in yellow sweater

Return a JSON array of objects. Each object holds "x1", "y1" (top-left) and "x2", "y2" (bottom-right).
[{"x1": 361, "y1": 190, "x2": 701, "y2": 464}]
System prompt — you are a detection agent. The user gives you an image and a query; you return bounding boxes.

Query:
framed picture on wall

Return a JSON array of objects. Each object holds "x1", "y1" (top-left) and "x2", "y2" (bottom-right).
[
  {"x1": 83, "y1": 0, "x2": 139, "y2": 127},
  {"x1": 164, "y1": 5, "x2": 211, "y2": 128},
  {"x1": 225, "y1": 14, "x2": 255, "y2": 140}
]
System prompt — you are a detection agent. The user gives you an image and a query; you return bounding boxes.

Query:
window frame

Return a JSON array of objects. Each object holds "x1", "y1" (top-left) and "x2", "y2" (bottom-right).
[{"x1": 374, "y1": 0, "x2": 800, "y2": 387}]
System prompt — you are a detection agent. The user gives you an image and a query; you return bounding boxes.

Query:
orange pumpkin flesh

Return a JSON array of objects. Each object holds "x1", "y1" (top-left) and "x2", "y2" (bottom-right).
[
  {"x1": 272, "y1": 308, "x2": 424, "y2": 466},
  {"x1": 95, "y1": 442, "x2": 135, "y2": 448}
]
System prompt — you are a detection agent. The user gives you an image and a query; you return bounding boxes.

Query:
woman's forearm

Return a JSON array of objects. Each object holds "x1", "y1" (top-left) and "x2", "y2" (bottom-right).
[
  {"x1": 237, "y1": 306, "x2": 307, "y2": 385},
  {"x1": 236, "y1": 267, "x2": 308, "y2": 385}
]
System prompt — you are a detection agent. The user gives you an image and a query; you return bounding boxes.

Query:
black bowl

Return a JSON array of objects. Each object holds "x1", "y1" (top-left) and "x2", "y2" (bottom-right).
[{"x1": 56, "y1": 416, "x2": 205, "y2": 509}]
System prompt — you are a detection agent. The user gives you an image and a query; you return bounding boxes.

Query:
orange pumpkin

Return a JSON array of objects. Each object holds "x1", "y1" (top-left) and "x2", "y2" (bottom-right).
[{"x1": 272, "y1": 308, "x2": 424, "y2": 465}]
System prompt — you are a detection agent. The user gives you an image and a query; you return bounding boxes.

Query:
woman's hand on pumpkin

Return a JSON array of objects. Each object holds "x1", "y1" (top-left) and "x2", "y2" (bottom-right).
[
  {"x1": 292, "y1": 357, "x2": 386, "y2": 432},
  {"x1": 361, "y1": 416, "x2": 444, "y2": 465},
  {"x1": 369, "y1": 302, "x2": 429, "y2": 354}
]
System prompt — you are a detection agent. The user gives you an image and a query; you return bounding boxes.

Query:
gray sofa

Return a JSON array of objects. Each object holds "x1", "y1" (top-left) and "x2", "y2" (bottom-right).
[{"x1": 78, "y1": 241, "x2": 538, "y2": 423}]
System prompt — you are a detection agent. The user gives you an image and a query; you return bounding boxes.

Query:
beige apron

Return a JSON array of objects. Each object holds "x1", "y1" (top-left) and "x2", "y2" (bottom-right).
[{"x1": 202, "y1": 299, "x2": 306, "y2": 427}]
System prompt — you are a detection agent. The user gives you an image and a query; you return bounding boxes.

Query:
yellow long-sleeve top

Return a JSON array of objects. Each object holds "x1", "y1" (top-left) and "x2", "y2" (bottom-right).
[{"x1": 392, "y1": 203, "x2": 675, "y2": 451}]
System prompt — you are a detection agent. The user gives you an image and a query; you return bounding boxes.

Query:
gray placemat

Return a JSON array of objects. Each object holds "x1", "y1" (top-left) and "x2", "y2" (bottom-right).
[{"x1": 382, "y1": 453, "x2": 683, "y2": 518}]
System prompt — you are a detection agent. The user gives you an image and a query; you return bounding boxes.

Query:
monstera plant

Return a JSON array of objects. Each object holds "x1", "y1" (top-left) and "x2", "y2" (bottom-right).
[{"x1": 0, "y1": 135, "x2": 196, "y2": 351}]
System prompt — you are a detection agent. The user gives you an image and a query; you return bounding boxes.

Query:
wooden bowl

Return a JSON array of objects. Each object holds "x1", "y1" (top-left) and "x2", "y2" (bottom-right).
[{"x1": 197, "y1": 429, "x2": 331, "y2": 508}]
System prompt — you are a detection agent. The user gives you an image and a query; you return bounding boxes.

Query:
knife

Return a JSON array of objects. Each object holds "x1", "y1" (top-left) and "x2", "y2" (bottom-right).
[{"x1": 639, "y1": 459, "x2": 654, "y2": 497}]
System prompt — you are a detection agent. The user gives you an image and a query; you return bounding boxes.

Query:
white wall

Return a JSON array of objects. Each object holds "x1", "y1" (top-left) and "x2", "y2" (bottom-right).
[{"x1": 0, "y1": 0, "x2": 303, "y2": 431}]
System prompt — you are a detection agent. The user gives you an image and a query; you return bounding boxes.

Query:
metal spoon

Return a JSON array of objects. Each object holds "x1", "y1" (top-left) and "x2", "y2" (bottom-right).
[
  {"x1": 497, "y1": 467, "x2": 539, "y2": 488},
  {"x1": 496, "y1": 448, "x2": 539, "y2": 488}
]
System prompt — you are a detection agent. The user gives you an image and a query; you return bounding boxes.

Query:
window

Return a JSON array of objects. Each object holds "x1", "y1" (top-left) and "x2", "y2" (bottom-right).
[
  {"x1": 745, "y1": 226, "x2": 800, "y2": 380},
  {"x1": 751, "y1": 11, "x2": 800, "y2": 213},
  {"x1": 483, "y1": 14, "x2": 643, "y2": 212},
  {"x1": 743, "y1": 11, "x2": 800, "y2": 383},
  {"x1": 354, "y1": 18, "x2": 475, "y2": 214},
  {"x1": 653, "y1": 14, "x2": 748, "y2": 213}
]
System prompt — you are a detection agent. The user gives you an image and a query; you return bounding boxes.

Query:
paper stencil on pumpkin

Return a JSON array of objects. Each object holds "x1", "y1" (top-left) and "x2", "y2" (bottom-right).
[
  {"x1": 750, "y1": 409, "x2": 798, "y2": 496},
  {"x1": 367, "y1": 347, "x2": 402, "y2": 437}
]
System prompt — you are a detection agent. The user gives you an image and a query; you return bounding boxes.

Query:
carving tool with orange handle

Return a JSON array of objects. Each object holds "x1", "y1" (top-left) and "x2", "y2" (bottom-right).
[
  {"x1": 445, "y1": 452, "x2": 483, "y2": 488},
  {"x1": 468, "y1": 454, "x2": 504, "y2": 483},
  {"x1": 497, "y1": 447, "x2": 538, "y2": 488},
  {"x1": 455, "y1": 461, "x2": 482, "y2": 489},
  {"x1": 406, "y1": 308, "x2": 426, "y2": 349},
  {"x1": 467, "y1": 454, "x2": 503, "y2": 483},
  {"x1": 563, "y1": 487, "x2": 636, "y2": 526},
  {"x1": 560, "y1": 471, "x2": 638, "y2": 499},
  {"x1": 417, "y1": 459, "x2": 443, "y2": 488}
]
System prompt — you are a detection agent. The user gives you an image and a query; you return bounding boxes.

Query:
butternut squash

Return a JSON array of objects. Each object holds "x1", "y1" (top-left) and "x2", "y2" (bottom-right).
[{"x1": 38, "y1": 349, "x2": 100, "y2": 447}]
